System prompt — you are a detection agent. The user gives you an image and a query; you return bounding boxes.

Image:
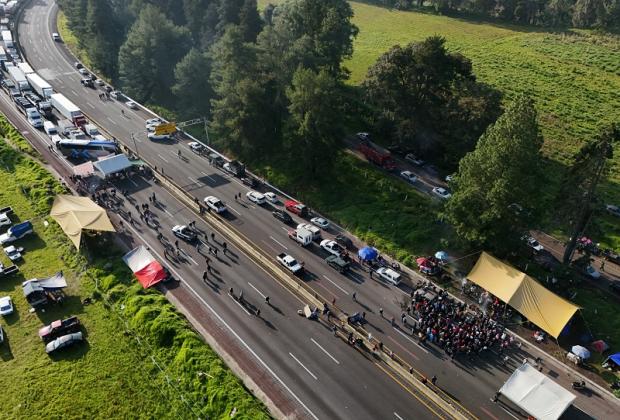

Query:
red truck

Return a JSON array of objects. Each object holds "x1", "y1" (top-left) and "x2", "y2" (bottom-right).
[
  {"x1": 285, "y1": 200, "x2": 309, "y2": 217},
  {"x1": 357, "y1": 140, "x2": 396, "y2": 170}
]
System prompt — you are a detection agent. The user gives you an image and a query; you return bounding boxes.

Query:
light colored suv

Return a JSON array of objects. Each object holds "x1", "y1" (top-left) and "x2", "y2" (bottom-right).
[{"x1": 375, "y1": 267, "x2": 401, "y2": 285}]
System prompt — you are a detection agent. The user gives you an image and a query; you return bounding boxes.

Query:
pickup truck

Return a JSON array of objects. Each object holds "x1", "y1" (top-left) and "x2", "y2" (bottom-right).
[
  {"x1": 0, "y1": 221, "x2": 33, "y2": 244},
  {"x1": 0, "y1": 263, "x2": 19, "y2": 277},
  {"x1": 277, "y1": 253, "x2": 304, "y2": 274},
  {"x1": 38, "y1": 316, "x2": 81, "y2": 343},
  {"x1": 288, "y1": 227, "x2": 313, "y2": 246},
  {"x1": 0, "y1": 206, "x2": 13, "y2": 226}
]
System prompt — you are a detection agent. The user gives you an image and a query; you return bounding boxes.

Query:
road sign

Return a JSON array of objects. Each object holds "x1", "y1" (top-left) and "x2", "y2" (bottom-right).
[
  {"x1": 177, "y1": 118, "x2": 204, "y2": 128},
  {"x1": 154, "y1": 122, "x2": 176, "y2": 135}
]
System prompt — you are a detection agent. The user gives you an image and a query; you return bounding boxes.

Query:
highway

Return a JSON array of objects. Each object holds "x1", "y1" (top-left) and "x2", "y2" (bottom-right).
[{"x1": 14, "y1": 0, "x2": 620, "y2": 419}]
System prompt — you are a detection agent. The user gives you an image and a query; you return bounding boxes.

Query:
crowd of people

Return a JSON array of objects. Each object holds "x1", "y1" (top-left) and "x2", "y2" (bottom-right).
[{"x1": 410, "y1": 288, "x2": 514, "y2": 361}]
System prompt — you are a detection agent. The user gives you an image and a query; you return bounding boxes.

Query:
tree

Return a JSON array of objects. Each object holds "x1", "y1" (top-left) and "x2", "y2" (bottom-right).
[
  {"x1": 118, "y1": 5, "x2": 190, "y2": 103},
  {"x1": 84, "y1": 0, "x2": 123, "y2": 78},
  {"x1": 210, "y1": 26, "x2": 278, "y2": 158},
  {"x1": 285, "y1": 68, "x2": 344, "y2": 178},
  {"x1": 258, "y1": 0, "x2": 358, "y2": 80},
  {"x1": 172, "y1": 48, "x2": 213, "y2": 117},
  {"x1": 443, "y1": 95, "x2": 544, "y2": 253},
  {"x1": 238, "y1": 0, "x2": 263, "y2": 42},
  {"x1": 558, "y1": 124, "x2": 619, "y2": 263}
]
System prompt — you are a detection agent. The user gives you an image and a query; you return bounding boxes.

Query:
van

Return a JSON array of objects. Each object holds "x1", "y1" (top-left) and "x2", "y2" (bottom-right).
[
  {"x1": 43, "y1": 121, "x2": 57, "y2": 136},
  {"x1": 375, "y1": 267, "x2": 401, "y2": 286}
]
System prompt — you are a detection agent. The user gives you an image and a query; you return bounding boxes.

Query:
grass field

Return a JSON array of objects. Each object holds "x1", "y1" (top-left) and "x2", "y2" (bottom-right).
[
  {"x1": 0, "y1": 117, "x2": 268, "y2": 418},
  {"x1": 259, "y1": 0, "x2": 620, "y2": 248}
]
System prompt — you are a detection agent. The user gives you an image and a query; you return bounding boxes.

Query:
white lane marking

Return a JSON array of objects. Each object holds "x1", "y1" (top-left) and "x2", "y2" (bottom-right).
[
  {"x1": 322, "y1": 275, "x2": 349, "y2": 295},
  {"x1": 394, "y1": 327, "x2": 429, "y2": 354},
  {"x1": 231, "y1": 177, "x2": 246, "y2": 188},
  {"x1": 86, "y1": 102, "x2": 95, "y2": 109},
  {"x1": 247, "y1": 282, "x2": 266, "y2": 299},
  {"x1": 281, "y1": 227, "x2": 288, "y2": 232},
  {"x1": 229, "y1": 294, "x2": 252, "y2": 316},
  {"x1": 310, "y1": 338, "x2": 340, "y2": 365},
  {"x1": 128, "y1": 178, "x2": 139, "y2": 187},
  {"x1": 162, "y1": 207, "x2": 174, "y2": 217},
  {"x1": 270, "y1": 236, "x2": 288, "y2": 250},
  {"x1": 289, "y1": 352, "x2": 318, "y2": 380},
  {"x1": 121, "y1": 216, "x2": 319, "y2": 420},
  {"x1": 70, "y1": 89, "x2": 78, "y2": 96},
  {"x1": 394, "y1": 412, "x2": 404, "y2": 420},
  {"x1": 181, "y1": 250, "x2": 199, "y2": 266},
  {"x1": 498, "y1": 405, "x2": 520, "y2": 419},
  {"x1": 157, "y1": 154, "x2": 169, "y2": 163},
  {"x1": 188, "y1": 176, "x2": 202, "y2": 186},
  {"x1": 106, "y1": 116, "x2": 118, "y2": 126},
  {"x1": 228, "y1": 206, "x2": 241, "y2": 216}
]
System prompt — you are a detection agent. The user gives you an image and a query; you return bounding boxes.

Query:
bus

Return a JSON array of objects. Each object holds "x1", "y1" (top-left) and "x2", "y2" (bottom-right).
[{"x1": 55, "y1": 139, "x2": 119, "y2": 159}]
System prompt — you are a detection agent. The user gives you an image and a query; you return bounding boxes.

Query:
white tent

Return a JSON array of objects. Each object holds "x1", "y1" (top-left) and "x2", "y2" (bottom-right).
[
  {"x1": 93, "y1": 154, "x2": 132, "y2": 177},
  {"x1": 499, "y1": 363, "x2": 575, "y2": 420}
]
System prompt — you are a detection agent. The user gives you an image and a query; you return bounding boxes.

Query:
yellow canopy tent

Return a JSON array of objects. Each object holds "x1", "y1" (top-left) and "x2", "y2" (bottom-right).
[
  {"x1": 50, "y1": 195, "x2": 116, "y2": 249},
  {"x1": 467, "y1": 252, "x2": 580, "y2": 338}
]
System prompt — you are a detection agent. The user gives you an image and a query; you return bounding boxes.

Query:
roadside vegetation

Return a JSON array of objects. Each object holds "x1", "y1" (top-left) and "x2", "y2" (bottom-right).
[{"x1": 0, "y1": 121, "x2": 269, "y2": 418}]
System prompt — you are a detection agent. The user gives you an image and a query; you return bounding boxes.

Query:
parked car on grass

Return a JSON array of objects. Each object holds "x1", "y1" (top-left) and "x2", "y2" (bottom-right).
[
  {"x1": 45, "y1": 331, "x2": 83, "y2": 354},
  {"x1": 4, "y1": 245, "x2": 23, "y2": 261},
  {"x1": 0, "y1": 296, "x2": 14, "y2": 316},
  {"x1": 38, "y1": 316, "x2": 81, "y2": 343}
]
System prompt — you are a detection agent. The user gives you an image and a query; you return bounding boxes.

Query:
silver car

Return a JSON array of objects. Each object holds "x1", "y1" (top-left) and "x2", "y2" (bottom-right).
[{"x1": 46, "y1": 331, "x2": 84, "y2": 354}]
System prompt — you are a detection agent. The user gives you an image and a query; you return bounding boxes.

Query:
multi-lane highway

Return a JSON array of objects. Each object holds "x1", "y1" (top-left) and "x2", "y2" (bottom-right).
[{"x1": 13, "y1": 0, "x2": 620, "y2": 419}]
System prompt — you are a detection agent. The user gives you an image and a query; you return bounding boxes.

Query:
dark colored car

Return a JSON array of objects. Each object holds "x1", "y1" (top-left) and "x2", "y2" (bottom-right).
[
  {"x1": 38, "y1": 316, "x2": 81, "y2": 343},
  {"x1": 242, "y1": 176, "x2": 260, "y2": 188},
  {"x1": 272, "y1": 209, "x2": 293, "y2": 224},
  {"x1": 335, "y1": 234, "x2": 353, "y2": 250},
  {"x1": 326, "y1": 255, "x2": 350, "y2": 273}
]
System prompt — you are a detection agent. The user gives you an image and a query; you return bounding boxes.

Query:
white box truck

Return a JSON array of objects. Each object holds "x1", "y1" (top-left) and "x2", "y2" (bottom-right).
[
  {"x1": 50, "y1": 93, "x2": 86, "y2": 127},
  {"x1": 7, "y1": 66, "x2": 29, "y2": 92},
  {"x1": 17, "y1": 62, "x2": 35, "y2": 75},
  {"x1": 1, "y1": 30, "x2": 13, "y2": 49},
  {"x1": 26, "y1": 73, "x2": 53, "y2": 99}
]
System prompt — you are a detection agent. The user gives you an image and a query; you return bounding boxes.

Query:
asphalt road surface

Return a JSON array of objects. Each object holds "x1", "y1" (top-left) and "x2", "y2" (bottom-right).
[{"x1": 13, "y1": 0, "x2": 620, "y2": 419}]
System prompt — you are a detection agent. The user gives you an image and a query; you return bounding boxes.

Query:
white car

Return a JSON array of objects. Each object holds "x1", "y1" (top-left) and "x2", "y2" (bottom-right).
[
  {"x1": 147, "y1": 132, "x2": 171, "y2": 141},
  {"x1": 311, "y1": 217, "x2": 330, "y2": 230},
  {"x1": 145, "y1": 118, "x2": 162, "y2": 127},
  {"x1": 4, "y1": 245, "x2": 22, "y2": 261},
  {"x1": 432, "y1": 187, "x2": 452, "y2": 200},
  {"x1": 172, "y1": 225, "x2": 197, "y2": 241},
  {"x1": 246, "y1": 191, "x2": 266, "y2": 204},
  {"x1": 52, "y1": 32, "x2": 61, "y2": 41},
  {"x1": 356, "y1": 132, "x2": 370, "y2": 141},
  {"x1": 95, "y1": 79, "x2": 105, "y2": 86},
  {"x1": 189, "y1": 142, "x2": 204, "y2": 153},
  {"x1": 320, "y1": 239, "x2": 344, "y2": 257},
  {"x1": 375, "y1": 267, "x2": 401, "y2": 285},
  {"x1": 125, "y1": 101, "x2": 138, "y2": 109},
  {"x1": 78, "y1": 68, "x2": 89, "y2": 76},
  {"x1": 523, "y1": 236, "x2": 544, "y2": 252},
  {"x1": 204, "y1": 196, "x2": 227, "y2": 213},
  {"x1": 585, "y1": 266, "x2": 601, "y2": 279},
  {"x1": 405, "y1": 153, "x2": 425, "y2": 166},
  {"x1": 110, "y1": 90, "x2": 122, "y2": 99},
  {"x1": 445, "y1": 174, "x2": 454, "y2": 183},
  {"x1": 264, "y1": 192, "x2": 278, "y2": 204},
  {"x1": 0, "y1": 296, "x2": 13, "y2": 316},
  {"x1": 400, "y1": 171, "x2": 417, "y2": 184}
]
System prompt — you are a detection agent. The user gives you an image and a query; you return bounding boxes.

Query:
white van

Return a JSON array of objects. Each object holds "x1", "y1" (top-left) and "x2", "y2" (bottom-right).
[
  {"x1": 43, "y1": 121, "x2": 57, "y2": 136},
  {"x1": 375, "y1": 267, "x2": 401, "y2": 286},
  {"x1": 83, "y1": 123, "x2": 99, "y2": 136}
]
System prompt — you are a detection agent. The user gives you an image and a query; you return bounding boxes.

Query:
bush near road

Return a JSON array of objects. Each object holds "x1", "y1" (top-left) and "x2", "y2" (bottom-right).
[{"x1": 0, "y1": 121, "x2": 268, "y2": 418}]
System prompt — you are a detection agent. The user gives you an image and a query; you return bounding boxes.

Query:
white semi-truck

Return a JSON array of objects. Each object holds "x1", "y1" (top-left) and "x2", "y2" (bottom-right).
[
  {"x1": 50, "y1": 93, "x2": 86, "y2": 127},
  {"x1": 26, "y1": 73, "x2": 54, "y2": 99},
  {"x1": 1, "y1": 30, "x2": 13, "y2": 49},
  {"x1": 7, "y1": 66, "x2": 30, "y2": 92},
  {"x1": 17, "y1": 62, "x2": 35, "y2": 75}
]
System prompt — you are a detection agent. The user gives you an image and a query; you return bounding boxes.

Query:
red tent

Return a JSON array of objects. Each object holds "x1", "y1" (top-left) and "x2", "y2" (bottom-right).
[{"x1": 122, "y1": 246, "x2": 167, "y2": 288}]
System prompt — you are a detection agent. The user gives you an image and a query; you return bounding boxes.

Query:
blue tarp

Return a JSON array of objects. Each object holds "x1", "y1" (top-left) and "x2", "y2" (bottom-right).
[
  {"x1": 358, "y1": 246, "x2": 378, "y2": 261},
  {"x1": 608, "y1": 353, "x2": 620, "y2": 365}
]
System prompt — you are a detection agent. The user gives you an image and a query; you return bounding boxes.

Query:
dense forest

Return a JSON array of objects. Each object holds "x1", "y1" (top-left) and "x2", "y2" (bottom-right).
[{"x1": 380, "y1": 0, "x2": 620, "y2": 30}]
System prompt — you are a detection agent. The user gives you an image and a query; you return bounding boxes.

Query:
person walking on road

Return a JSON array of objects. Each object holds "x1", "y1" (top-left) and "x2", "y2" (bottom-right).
[
  {"x1": 174, "y1": 240, "x2": 179, "y2": 249},
  {"x1": 211, "y1": 233, "x2": 215, "y2": 242},
  {"x1": 202, "y1": 271, "x2": 208, "y2": 282},
  {"x1": 256, "y1": 308, "x2": 260, "y2": 317},
  {"x1": 431, "y1": 375, "x2": 437, "y2": 386},
  {"x1": 265, "y1": 296, "x2": 270, "y2": 304},
  {"x1": 222, "y1": 242, "x2": 227, "y2": 254},
  {"x1": 379, "y1": 307, "x2": 384, "y2": 318},
  {"x1": 352, "y1": 292, "x2": 356, "y2": 302},
  {"x1": 600, "y1": 260, "x2": 605, "y2": 272},
  {"x1": 207, "y1": 261, "x2": 212, "y2": 273}
]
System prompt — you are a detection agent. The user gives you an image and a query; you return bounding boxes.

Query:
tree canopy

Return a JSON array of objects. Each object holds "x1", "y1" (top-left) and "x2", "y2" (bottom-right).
[{"x1": 443, "y1": 95, "x2": 545, "y2": 253}]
